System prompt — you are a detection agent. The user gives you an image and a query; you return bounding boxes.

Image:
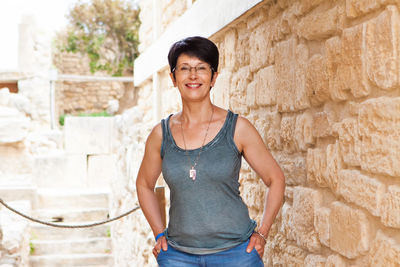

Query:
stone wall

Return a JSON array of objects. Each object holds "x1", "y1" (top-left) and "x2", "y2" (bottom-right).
[
  {"x1": 53, "y1": 52, "x2": 135, "y2": 118},
  {"x1": 112, "y1": 0, "x2": 400, "y2": 266}
]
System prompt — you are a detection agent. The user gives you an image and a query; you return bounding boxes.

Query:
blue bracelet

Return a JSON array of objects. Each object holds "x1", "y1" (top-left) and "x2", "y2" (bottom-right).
[{"x1": 155, "y1": 232, "x2": 165, "y2": 241}]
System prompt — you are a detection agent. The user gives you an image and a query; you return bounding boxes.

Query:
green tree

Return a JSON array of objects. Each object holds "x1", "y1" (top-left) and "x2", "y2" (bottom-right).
[{"x1": 56, "y1": 0, "x2": 140, "y2": 76}]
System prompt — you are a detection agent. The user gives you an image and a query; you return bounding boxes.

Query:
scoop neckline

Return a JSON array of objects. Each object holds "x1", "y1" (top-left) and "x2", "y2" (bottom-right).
[{"x1": 166, "y1": 110, "x2": 232, "y2": 153}]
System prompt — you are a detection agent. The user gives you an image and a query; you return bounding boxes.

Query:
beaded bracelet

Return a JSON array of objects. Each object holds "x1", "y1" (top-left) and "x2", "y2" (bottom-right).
[
  {"x1": 254, "y1": 231, "x2": 267, "y2": 243},
  {"x1": 155, "y1": 232, "x2": 165, "y2": 242}
]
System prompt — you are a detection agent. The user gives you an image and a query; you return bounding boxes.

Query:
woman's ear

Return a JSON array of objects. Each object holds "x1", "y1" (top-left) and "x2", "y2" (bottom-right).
[
  {"x1": 169, "y1": 72, "x2": 177, "y2": 87},
  {"x1": 211, "y1": 72, "x2": 219, "y2": 87}
]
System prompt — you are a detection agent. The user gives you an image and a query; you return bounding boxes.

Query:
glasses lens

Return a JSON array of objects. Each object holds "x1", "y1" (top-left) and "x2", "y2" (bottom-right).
[{"x1": 176, "y1": 64, "x2": 211, "y2": 75}]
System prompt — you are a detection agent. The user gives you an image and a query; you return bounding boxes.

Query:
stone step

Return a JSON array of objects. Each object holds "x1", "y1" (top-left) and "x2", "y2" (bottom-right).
[
  {"x1": 0, "y1": 185, "x2": 37, "y2": 205},
  {"x1": 35, "y1": 189, "x2": 109, "y2": 210},
  {"x1": 33, "y1": 151, "x2": 87, "y2": 189},
  {"x1": 30, "y1": 253, "x2": 112, "y2": 267},
  {"x1": 33, "y1": 208, "x2": 109, "y2": 223},
  {"x1": 31, "y1": 223, "x2": 110, "y2": 240},
  {"x1": 31, "y1": 237, "x2": 111, "y2": 255}
]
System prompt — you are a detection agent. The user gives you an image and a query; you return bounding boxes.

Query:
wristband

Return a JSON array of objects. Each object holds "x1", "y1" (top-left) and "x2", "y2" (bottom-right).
[
  {"x1": 254, "y1": 231, "x2": 267, "y2": 243},
  {"x1": 155, "y1": 232, "x2": 165, "y2": 242}
]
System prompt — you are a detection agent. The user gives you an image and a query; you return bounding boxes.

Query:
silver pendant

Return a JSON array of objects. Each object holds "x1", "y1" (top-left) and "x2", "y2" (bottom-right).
[{"x1": 189, "y1": 167, "x2": 196, "y2": 181}]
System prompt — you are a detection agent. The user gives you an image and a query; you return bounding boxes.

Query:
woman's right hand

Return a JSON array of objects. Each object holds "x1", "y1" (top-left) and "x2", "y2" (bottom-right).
[{"x1": 153, "y1": 236, "x2": 168, "y2": 258}]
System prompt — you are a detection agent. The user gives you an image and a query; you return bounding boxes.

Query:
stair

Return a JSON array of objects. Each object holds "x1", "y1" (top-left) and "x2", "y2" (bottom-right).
[{"x1": 30, "y1": 189, "x2": 113, "y2": 267}]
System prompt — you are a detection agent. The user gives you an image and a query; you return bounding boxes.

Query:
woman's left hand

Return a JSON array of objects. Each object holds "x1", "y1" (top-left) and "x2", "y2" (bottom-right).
[{"x1": 246, "y1": 232, "x2": 266, "y2": 258}]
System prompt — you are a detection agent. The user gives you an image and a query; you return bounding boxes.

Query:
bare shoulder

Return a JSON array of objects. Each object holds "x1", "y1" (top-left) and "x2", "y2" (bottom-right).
[
  {"x1": 146, "y1": 122, "x2": 163, "y2": 149},
  {"x1": 235, "y1": 115, "x2": 257, "y2": 134}
]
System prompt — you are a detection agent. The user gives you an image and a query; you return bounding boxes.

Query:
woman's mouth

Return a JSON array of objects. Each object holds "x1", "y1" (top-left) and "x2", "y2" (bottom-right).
[{"x1": 186, "y1": 83, "x2": 202, "y2": 89}]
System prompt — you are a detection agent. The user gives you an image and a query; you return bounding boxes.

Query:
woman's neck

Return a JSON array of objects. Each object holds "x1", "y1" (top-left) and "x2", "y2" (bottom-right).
[{"x1": 180, "y1": 100, "x2": 214, "y2": 126}]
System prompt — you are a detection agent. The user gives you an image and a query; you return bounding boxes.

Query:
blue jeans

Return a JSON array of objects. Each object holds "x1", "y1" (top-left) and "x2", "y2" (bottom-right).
[{"x1": 157, "y1": 239, "x2": 264, "y2": 267}]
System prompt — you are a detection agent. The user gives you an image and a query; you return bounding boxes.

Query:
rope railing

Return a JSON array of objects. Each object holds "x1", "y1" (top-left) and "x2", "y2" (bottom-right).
[{"x1": 0, "y1": 198, "x2": 140, "y2": 228}]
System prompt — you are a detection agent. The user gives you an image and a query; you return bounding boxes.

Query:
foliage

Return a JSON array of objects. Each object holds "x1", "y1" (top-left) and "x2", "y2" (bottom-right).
[
  {"x1": 56, "y1": 0, "x2": 140, "y2": 76},
  {"x1": 59, "y1": 111, "x2": 112, "y2": 126}
]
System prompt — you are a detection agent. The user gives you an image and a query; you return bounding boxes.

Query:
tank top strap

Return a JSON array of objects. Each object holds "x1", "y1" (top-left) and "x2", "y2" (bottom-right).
[
  {"x1": 224, "y1": 110, "x2": 241, "y2": 155},
  {"x1": 160, "y1": 114, "x2": 173, "y2": 158}
]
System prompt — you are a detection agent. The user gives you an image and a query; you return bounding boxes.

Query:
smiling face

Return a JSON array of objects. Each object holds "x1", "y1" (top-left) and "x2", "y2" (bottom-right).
[{"x1": 170, "y1": 54, "x2": 218, "y2": 103}]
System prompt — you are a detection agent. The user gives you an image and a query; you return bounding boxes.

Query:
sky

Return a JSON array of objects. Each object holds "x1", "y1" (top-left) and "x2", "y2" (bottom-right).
[{"x1": 0, "y1": 0, "x2": 79, "y2": 71}]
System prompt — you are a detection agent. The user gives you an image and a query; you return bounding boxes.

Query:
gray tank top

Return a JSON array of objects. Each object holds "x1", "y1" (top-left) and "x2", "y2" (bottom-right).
[{"x1": 160, "y1": 110, "x2": 256, "y2": 255}]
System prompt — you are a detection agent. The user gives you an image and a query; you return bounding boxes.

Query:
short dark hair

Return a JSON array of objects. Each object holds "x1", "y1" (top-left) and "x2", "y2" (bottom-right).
[{"x1": 168, "y1": 36, "x2": 219, "y2": 75}]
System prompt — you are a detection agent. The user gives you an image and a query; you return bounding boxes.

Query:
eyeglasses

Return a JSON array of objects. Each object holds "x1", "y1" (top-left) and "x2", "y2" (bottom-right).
[{"x1": 172, "y1": 64, "x2": 213, "y2": 75}]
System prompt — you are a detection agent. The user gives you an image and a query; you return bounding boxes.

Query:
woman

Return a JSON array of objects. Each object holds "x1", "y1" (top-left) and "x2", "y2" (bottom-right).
[{"x1": 136, "y1": 36, "x2": 285, "y2": 267}]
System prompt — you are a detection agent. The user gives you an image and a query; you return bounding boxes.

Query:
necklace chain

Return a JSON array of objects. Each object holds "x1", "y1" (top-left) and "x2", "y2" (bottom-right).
[{"x1": 180, "y1": 107, "x2": 214, "y2": 181}]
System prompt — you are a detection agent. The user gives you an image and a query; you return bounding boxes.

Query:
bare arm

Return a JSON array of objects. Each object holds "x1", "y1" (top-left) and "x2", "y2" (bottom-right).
[
  {"x1": 136, "y1": 123, "x2": 168, "y2": 255},
  {"x1": 235, "y1": 116, "x2": 285, "y2": 255}
]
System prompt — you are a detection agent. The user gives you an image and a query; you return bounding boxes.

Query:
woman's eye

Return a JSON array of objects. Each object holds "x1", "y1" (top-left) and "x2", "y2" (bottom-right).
[
  {"x1": 180, "y1": 67, "x2": 189, "y2": 71},
  {"x1": 198, "y1": 66, "x2": 207, "y2": 71}
]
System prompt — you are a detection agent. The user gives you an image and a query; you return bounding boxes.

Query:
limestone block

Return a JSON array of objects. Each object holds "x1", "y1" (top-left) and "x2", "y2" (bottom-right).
[
  {"x1": 307, "y1": 147, "x2": 328, "y2": 187},
  {"x1": 325, "y1": 254, "x2": 348, "y2": 267},
  {"x1": 65, "y1": 117, "x2": 115, "y2": 154},
  {"x1": 33, "y1": 152, "x2": 87, "y2": 188},
  {"x1": 229, "y1": 66, "x2": 250, "y2": 114},
  {"x1": 380, "y1": 185, "x2": 400, "y2": 228},
  {"x1": 0, "y1": 145, "x2": 33, "y2": 175},
  {"x1": 0, "y1": 107, "x2": 30, "y2": 144},
  {"x1": 325, "y1": 142, "x2": 344, "y2": 193},
  {"x1": 275, "y1": 37, "x2": 310, "y2": 112},
  {"x1": 17, "y1": 78, "x2": 51, "y2": 123},
  {"x1": 255, "y1": 66, "x2": 276, "y2": 106},
  {"x1": 338, "y1": 170, "x2": 385, "y2": 216},
  {"x1": 304, "y1": 254, "x2": 326, "y2": 267},
  {"x1": 246, "y1": 81, "x2": 256, "y2": 108},
  {"x1": 258, "y1": 111, "x2": 281, "y2": 150},
  {"x1": 306, "y1": 54, "x2": 329, "y2": 107},
  {"x1": 314, "y1": 207, "x2": 330, "y2": 247},
  {"x1": 223, "y1": 29, "x2": 238, "y2": 70},
  {"x1": 358, "y1": 97, "x2": 400, "y2": 177},
  {"x1": 326, "y1": 36, "x2": 351, "y2": 101},
  {"x1": 296, "y1": 5, "x2": 342, "y2": 40},
  {"x1": 291, "y1": 187, "x2": 322, "y2": 252},
  {"x1": 295, "y1": 111, "x2": 314, "y2": 151},
  {"x1": 274, "y1": 153, "x2": 306, "y2": 186},
  {"x1": 312, "y1": 112, "x2": 330, "y2": 138},
  {"x1": 345, "y1": 24, "x2": 371, "y2": 98},
  {"x1": 329, "y1": 202, "x2": 370, "y2": 259},
  {"x1": 338, "y1": 118, "x2": 361, "y2": 167},
  {"x1": 241, "y1": 179, "x2": 266, "y2": 214},
  {"x1": 366, "y1": 6, "x2": 400, "y2": 90},
  {"x1": 346, "y1": 0, "x2": 385, "y2": 17},
  {"x1": 326, "y1": 21, "x2": 370, "y2": 101},
  {"x1": 369, "y1": 231, "x2": 400, "y2": 266},
  {"x1": 235, "y1": 22, "x2": 251, "y2": 67},
  {"x1": 249, "y1": 22, "x2": 273, "y2": 72},
  {"x1": 280, "y1": 114, "x2": 297, "y2": 153},
  {"x1": 88, "y1": 155, "x2": 117, "y2": 189}
]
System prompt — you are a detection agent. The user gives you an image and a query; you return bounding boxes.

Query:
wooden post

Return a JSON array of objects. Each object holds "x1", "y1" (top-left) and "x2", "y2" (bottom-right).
[{"x1": 155, "y1": 186, "x2": 166, "y2": 227}]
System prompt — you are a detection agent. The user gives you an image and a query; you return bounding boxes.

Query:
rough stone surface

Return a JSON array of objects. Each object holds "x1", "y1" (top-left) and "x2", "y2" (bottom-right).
[
  {"x1": 359, "y1": 97, "x2": 400, "y2": 177},
  {"x1": 306, "y1": 54, "x2": 330, "y2": 107},
  {"x1": 314, "y1": 207, "x2": 330, "y2": 247},
  {"x1": 275, "y1": 37, "x2": 310, "y2": 112},
  {"x1": 338, "y1": 118, "x2": 361, "y2": 167},
  {"x1": 338, "y1": 169, "x2": 385, "y2": 216},
  {"x1": 290, "y1": 187, "x2": 322, "y2": 252},
  {"x1": 255, "y1": 66, "x2": 276, "y2": 106},
  {"x1": 365, "y1": 5, "x2": 400, "y2": 90},
  {"x1": 329, "y1": 202, "x2": 370, "y2": 259},
  {"x1": 380, "y1": 185, "x2": 400, "y2": 228},
  {"x1": 369, "y1": 231, "x2": 400, "y2": 267},
  {"x1": 296, "y1": 5, "x2": 342, "y2": 40}
]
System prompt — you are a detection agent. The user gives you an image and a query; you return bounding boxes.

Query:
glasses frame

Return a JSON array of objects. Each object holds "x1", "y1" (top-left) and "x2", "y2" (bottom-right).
[{"x1": 172, "y1": 64, "x2": 215, "y2": 75}]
